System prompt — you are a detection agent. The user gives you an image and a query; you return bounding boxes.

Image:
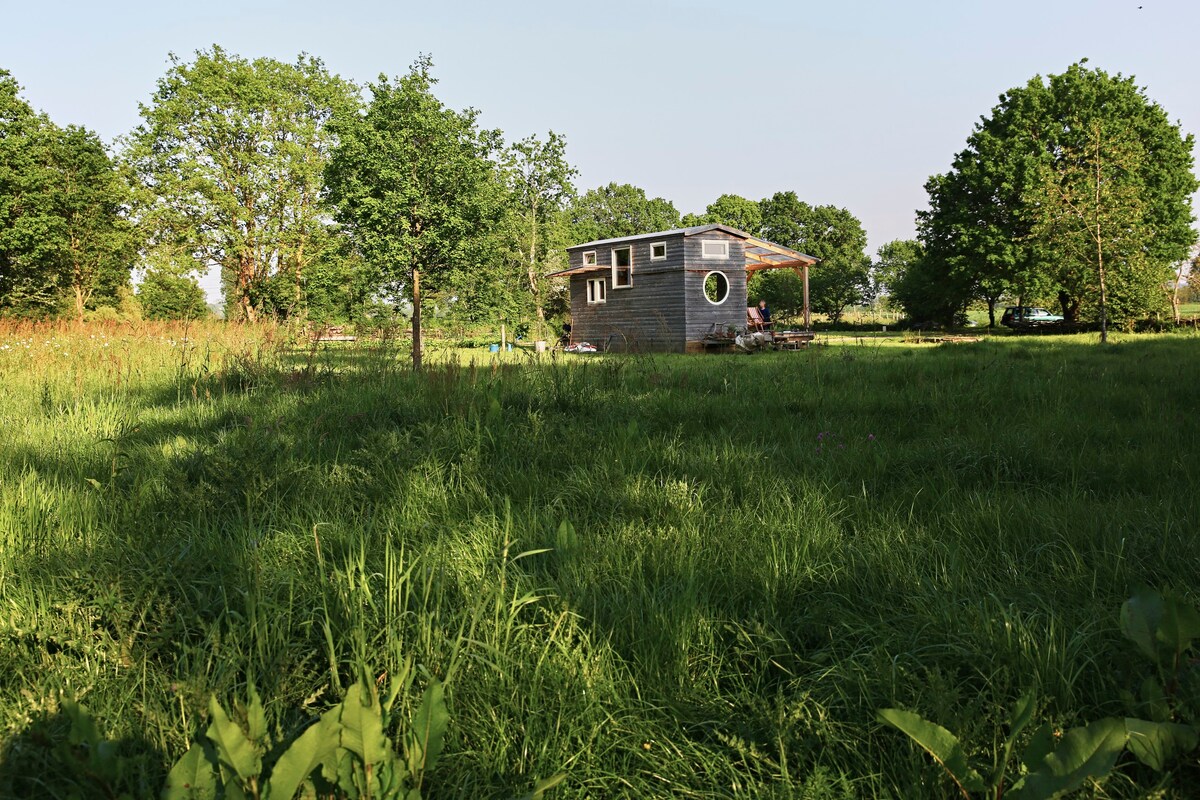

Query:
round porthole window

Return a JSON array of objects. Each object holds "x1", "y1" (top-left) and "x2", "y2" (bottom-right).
[{"x1": 703, "y1": 271, "x2": 729, "y2": 305}]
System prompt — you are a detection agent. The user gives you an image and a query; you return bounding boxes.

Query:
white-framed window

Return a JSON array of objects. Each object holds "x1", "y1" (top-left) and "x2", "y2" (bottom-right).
[
  {"x1": 701, "y1": 240, "x2": 729, "y2": 259},
  {"x1": 611, "y1": 246, "x2": 632, "y2": 288},
  {"x1": 650, "y1": 242, "x2": 667, "y2": 260},
  {"x1": 703, "y1": 271, "x2": 729, "y2": 305},
  {"x1": 582, "y1": 250, "x2": 597, "y2": 267},
  {"x1": 586, "y1": 278, "x2": 606, "y2": 304}
]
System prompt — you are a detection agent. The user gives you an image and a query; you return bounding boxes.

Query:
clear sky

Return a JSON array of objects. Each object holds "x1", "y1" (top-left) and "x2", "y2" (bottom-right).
[{"x1": 3, "y1": 1, "x2": 1197, "y2": 300}]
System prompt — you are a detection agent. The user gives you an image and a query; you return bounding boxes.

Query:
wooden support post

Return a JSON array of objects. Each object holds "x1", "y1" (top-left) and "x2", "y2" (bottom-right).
[
  {"x1": 501, "y1": 322, "x2": 506, "y2": 352},
  {"x1": 412, "y1": 267, "x2": 422, "y2": 371},
  {"x1": 794, "y1": 265, "x2": 812, "y2": 330}
]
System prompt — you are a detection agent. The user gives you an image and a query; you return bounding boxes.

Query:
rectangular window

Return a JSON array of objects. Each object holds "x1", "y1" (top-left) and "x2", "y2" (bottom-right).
[
  {"x1": 650, "y1": 242, "x2": 667, "y2": 260},
  {"x1": 586, "y1": 278, "x2": 606, "y2": 304},
  {"x1": 582, "y1": 250, "x2": 597, "y2": 267},
  {"x1": 612, "y1": 246, "x2": 632, "y2": 288},
  {"x1": 701, "y1": 240, "x2": 729, "y2": 259}
]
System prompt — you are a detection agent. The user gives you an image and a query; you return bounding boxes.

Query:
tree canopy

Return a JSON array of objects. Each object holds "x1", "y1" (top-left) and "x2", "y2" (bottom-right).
[
  {"x1": 912, "y1": 61, "x2": 1197, "y2": 328},
  {"x1": 325, "y1": 56, "x2": 503, "y2": 367},
  {"x1": 0, "y1": 69, "x2": 132, "y2": 318},
  {"x1": 124, "y1": 47, "x2": 359, "y2": 322},
  {"x1": 566, "y1": 183, "x2": 680, "y2": 244}
]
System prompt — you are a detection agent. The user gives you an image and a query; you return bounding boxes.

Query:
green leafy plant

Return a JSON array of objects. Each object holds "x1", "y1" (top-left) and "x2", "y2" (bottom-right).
[
  {"x1": 878, "y1": 693, "x2": 1125, "y2": 799},
  {"x1": 879, "y1": 589, "x2": 1200, "y2": 797},
  {"x1": 1118, "y1": 587, "x2": 1200, "y2": 770},
  {"x1": 164, "y1": 666, "x2": 448, "y2": 800}
]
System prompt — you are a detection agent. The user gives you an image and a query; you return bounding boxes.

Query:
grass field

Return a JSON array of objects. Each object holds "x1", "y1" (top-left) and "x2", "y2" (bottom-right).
[{"x1": 1, "y1": 321, "x2": 1198, "y2": 797}]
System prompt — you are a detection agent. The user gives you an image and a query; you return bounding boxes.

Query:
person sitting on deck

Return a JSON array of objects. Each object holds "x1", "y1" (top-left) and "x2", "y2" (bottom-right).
[{"x1": 757, "y1": 300, "x2": 772, "y2": 327}]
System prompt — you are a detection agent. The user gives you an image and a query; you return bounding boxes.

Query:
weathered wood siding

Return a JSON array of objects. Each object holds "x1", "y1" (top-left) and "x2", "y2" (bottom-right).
[
  {"x1": 567, "y1": 233, "x2": 688, "y2": 352},
  {"x1": 682, "y1": 231, "x2": 747, "y2": 342}
]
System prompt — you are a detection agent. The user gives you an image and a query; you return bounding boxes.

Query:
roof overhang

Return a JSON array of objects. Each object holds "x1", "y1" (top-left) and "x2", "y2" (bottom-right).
[{"x1": 743, "y1": 237, "x2": 819, "y2": 272}]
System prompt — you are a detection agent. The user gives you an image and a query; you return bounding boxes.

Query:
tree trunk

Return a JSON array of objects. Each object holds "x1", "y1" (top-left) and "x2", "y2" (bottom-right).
[
  {"x1": 986, "y1": 296, "x2": 997, "y2": 328},
  {"x1": 411, "y1": 266, "x2": 422, "y2": 371}
]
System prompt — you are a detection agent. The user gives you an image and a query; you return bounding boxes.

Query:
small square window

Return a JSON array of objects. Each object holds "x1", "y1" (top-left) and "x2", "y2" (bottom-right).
[
  {"x1": 650, "y1": 242, "x2": 667, "y2": 260},
  {"x1": 582, "y1": 251, "x2": 597, "y2": 266},
  {"x1": 586, "y1": 278, "x2": 606, "y2": 304},
  {"x1": 701, "y1": 240, "x2": 729, "y2": 259},
  {"x1": 612, "y1": 246, "x2": 632, "y2": 288}
]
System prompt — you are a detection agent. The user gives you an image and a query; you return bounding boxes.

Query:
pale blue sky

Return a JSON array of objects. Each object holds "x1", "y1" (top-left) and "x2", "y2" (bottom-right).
[{"x1": 3, "y1": 1, "x2": 1197, "y2": 300}]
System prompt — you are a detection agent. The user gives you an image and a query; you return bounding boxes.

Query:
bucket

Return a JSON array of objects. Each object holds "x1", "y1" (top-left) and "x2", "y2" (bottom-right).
[
  {"x1": 488, "y1": 344, "x2": 499, "y2": 353},
  {"x1": 534, "y1": 340, "x2": 547, "y2": 353}
]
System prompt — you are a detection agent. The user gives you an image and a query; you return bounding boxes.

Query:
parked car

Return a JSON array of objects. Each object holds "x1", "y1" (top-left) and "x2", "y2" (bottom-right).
[{"x1": 1001, "y1": 306, "x2": 1064, "y2": 328}]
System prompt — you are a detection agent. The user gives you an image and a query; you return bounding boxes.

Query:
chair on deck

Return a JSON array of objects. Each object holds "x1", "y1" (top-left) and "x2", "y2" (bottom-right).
[{"x1": 747, "y1": 306, "x2": 772, "y2": 332}]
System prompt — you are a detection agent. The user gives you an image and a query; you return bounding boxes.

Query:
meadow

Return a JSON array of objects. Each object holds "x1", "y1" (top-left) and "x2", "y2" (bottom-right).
[{"x1": 1, "y1": 321, "x2": 1198, "y2": 798}]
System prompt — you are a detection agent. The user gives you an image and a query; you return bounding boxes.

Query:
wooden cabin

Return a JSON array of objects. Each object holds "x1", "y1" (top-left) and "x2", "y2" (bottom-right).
[{"x1": 551, "y1": 224, "x2": 818, "y2": 352}]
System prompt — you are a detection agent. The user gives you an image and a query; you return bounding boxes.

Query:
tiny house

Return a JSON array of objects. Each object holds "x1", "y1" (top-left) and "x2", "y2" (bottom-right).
[{"x1": 551, "y1": 224, "x2": 818, "y2": 352}]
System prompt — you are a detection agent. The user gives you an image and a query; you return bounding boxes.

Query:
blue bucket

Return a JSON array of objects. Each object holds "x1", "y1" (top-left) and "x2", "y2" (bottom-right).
[{"x1": 489, "y1": 344, "x2": 500, "y2": 353}]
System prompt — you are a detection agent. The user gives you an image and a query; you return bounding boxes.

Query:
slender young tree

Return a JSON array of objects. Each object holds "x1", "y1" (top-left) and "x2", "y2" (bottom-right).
[
  {"x1": 325, "y1": 56, "x2": 501, "y2": 370},
  {"x1": 503, "y1": 131, "x2": 577, "y2": 324}
]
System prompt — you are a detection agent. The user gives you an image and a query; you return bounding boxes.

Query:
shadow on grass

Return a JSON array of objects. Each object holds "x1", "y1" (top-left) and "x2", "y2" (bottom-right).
[{"x1": 5, "y1": 334, "x2": 1200, "y2": 794}]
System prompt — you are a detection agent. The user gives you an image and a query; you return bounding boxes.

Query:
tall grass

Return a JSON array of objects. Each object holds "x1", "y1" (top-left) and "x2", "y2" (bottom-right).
[{"x1": 1, "y1": 321, "x2": 1198, "y2": 797}]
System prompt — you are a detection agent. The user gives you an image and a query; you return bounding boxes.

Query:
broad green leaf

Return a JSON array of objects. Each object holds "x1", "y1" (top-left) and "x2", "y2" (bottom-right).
[
  {"x1": 1008, "y1": 692, "x2": 1037, "y2": 740},
  {"x1": 407, "y1": 680, "x2": 449, "y2": 778},
  {"x1": 1158, "y1": 596, "x2": 1200, "y2": 655},
  {"x1": 994, "y1": 693, "x2": 1038, "y2": 788},
  {"x1": 1140, "y1": 676, "x2": 1170, "y2": 723},
  {"x1": 1125, "y1": 718, "x2": 1198, "y2": 771},
  {"x1": 205, "y1": 695, "x2": 262, "y2": 784},
  {"x1": 163, "y1": 743, "x2": 218, "y2": 800},
  {"x1": 1012, "y1": 717, "x2": 1125, "y2": 800},
  {"x1": 246, "y1": 685, "x2": 268, "y2": 745},
  {"x1": 264, "y1": 711, "x2": 341, "y2": 800},
  {"x1": 63, "y1": 698, "x2": 102, "y2": 747},
  {"x1": 876, "y1": 709, "x2": 987, "y2": 795},
  {"x1": 1021, "y1": 723, "x2": 1056, "y2": 772},
  {"x1": 338, "y1": 681, "x2": 394, "y2": 767},
  {"x1": 517, "y1": 772, "x2": 568, "y2": 800},
  {"x1": 1120, "y1": 588, "x2": 1164, "y2": 663}
]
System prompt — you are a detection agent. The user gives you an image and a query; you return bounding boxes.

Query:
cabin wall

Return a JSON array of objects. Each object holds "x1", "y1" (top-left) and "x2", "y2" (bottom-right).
[
  {"x1": 567, "y1": 234, "x2": 688, "y2": 352},
  {"x1": 682, "y1": 232, "x2": 748, "y2": 342}
]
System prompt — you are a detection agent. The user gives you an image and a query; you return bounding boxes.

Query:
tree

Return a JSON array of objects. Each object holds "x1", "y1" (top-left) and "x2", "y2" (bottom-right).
[
  {"x1": 0, "y1": 69, "x2": 132, "y2": 318},
  {"x1": 684, "y1": 194, "x2": 762, "y2": 234},
  {"x1": 502, "y1": 131, "x2": 577, "y2": 325},
  {"x1": 124, "y1": 47, "x2": 358, "y2": 322},
  {"x1": 917, "y1": 61, "x2": 1197, "y2": 330},
  {"x1": 566, "y1": 183, "x2": 680, "y2": 243},
  {"x1": 136, "y1": 265, "x2": 208, "y2": 320},
  {"x1": 757, "y1": 192, "x2": 871, "y2": 323},
  {"x1": 55, "y1": 126, "x2": 136, "y2": 319},
  {"x1": 871, "y1": 239, "x2": 923, "y2": 309},
  {"x1": 325, "y1": 56, "x2": 501, "y2": 370}
]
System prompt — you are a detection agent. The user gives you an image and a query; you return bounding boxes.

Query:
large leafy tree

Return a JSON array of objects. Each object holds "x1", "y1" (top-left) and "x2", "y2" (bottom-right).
[
  {"x1": 325, "y1": 56, "x2": 502, "y2": 369},
  {"x1": 124, "y1": 46, "x2": 358, "y2": 322},
  {"x1": 916, "y1": 61, "x2": 1197, "y2": 328},
  {"x1": 0, "y1": 70, "x2": 132, "y2": 318},
  {"x1": 757, "y1": 191, "x2": 871, "y2": 323},
  {"x1": 566, "y1": 183, "x2": 680, "y2": 243},
  {"x1": 683, "y1": 193, "x2": 763, "y2": 234}
]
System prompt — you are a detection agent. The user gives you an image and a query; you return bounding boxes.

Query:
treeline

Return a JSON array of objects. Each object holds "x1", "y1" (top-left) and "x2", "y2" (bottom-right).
[
  {"x1": 0, "y1": 47, "x2": 879, "y2": 330},
  {"x1": 2, "y1": 53, "x2": 1195, "y2": 332}
]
